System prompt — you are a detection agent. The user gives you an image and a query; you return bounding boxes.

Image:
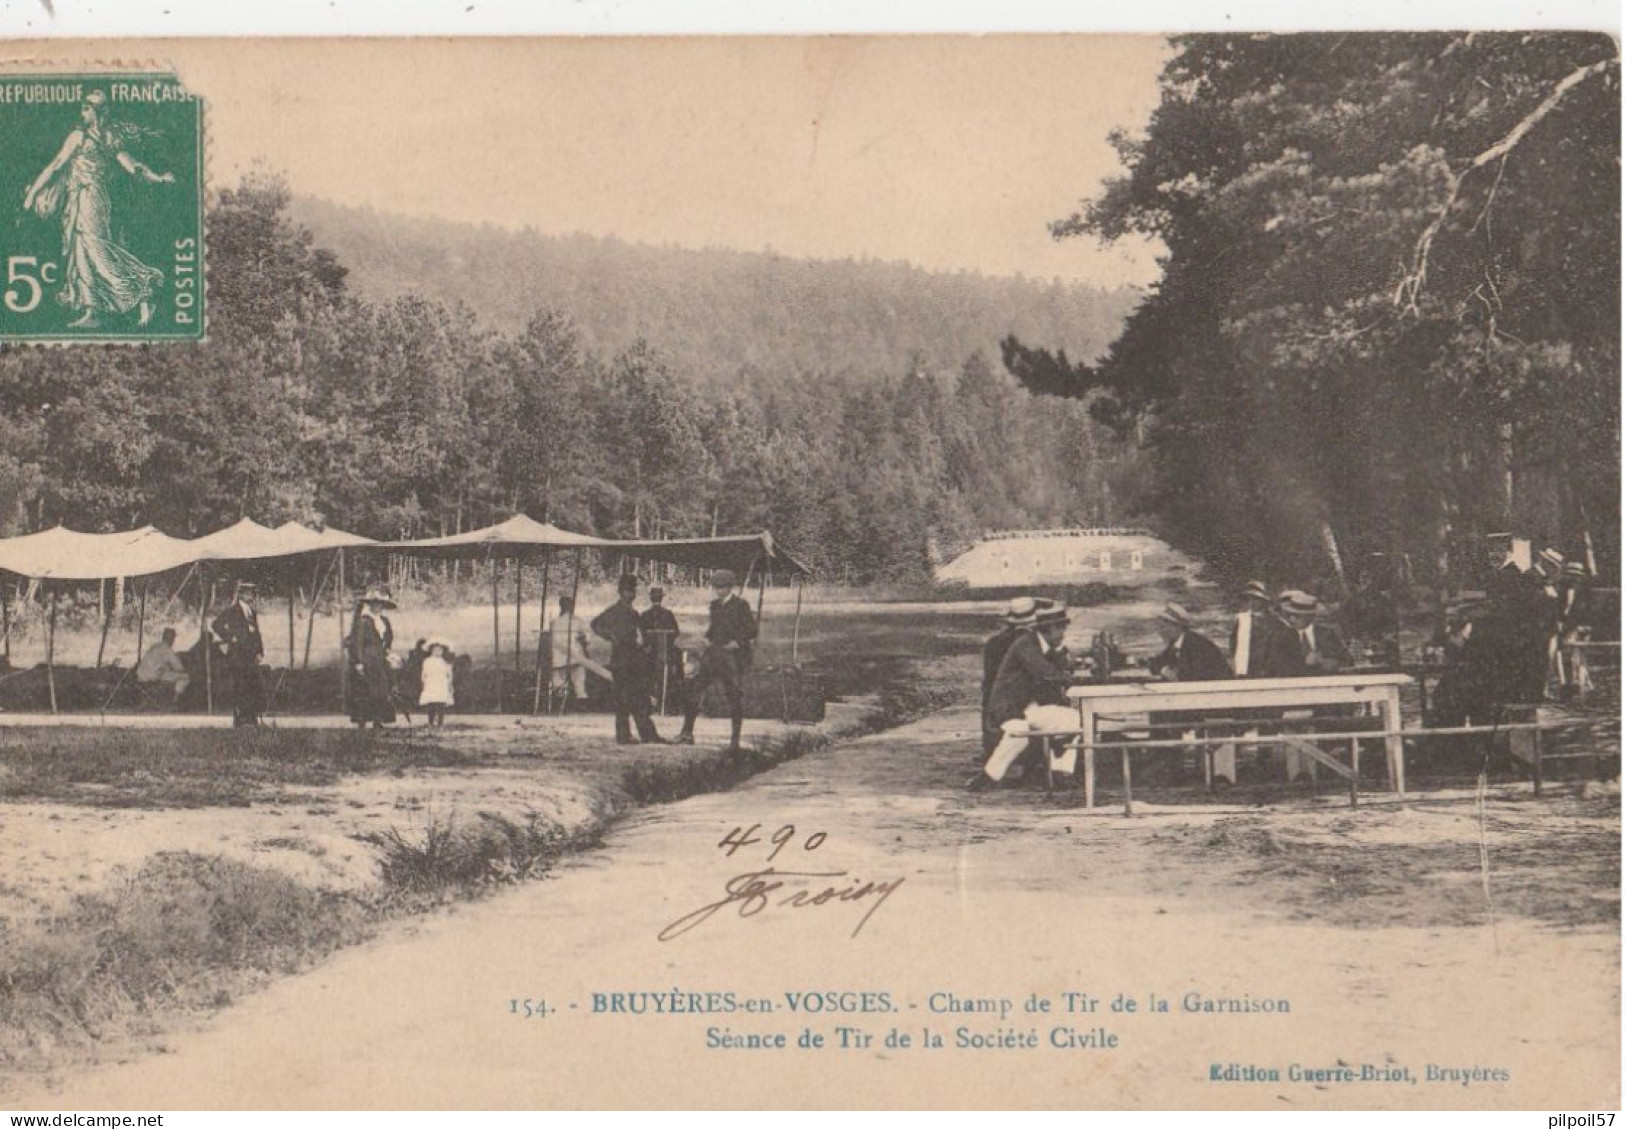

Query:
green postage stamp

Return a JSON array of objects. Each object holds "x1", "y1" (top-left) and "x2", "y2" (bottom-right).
[{"x1": 0, "y1": 71, "x2": 204, "y2": 343}]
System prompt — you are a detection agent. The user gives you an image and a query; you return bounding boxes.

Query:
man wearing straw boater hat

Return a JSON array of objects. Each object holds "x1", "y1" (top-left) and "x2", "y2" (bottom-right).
[
  {"x1": 592, "y1": 574, "x2": 666, "y2": 745},
  {"x1": 1255, "y1": 589, "x2": 1350, "y2": 679},
  {"x1": 980, "y1": 596, "x2": 1038, "y2": 758},
  {"x1": 674, "y1": 568, "x2": 758, "y2": 753},
  {"x1": 211, "y1": 580, "x2": 265, "y2": 726},
  {"x1": 970, "y1": 599, "x2": 1077, "y2": 791}
]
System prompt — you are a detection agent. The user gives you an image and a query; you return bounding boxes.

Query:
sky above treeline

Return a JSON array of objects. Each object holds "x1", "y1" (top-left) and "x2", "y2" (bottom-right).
[{"x1": 135, "y1": 36, "x2": 1170, "y2": 287}]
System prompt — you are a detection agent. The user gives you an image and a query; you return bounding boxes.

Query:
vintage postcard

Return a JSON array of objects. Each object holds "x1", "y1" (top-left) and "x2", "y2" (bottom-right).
[{"x1": 0, "y1": 33, "x2": 1615, "y2": 1113}]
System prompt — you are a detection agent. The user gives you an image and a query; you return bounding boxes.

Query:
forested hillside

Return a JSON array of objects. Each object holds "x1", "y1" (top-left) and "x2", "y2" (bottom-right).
[
  {"x1": 0, "y1": 174, "x2": 1147, "y2": 584},
  {"x1": 291, "y1": 197, "x2": 1140, "y2": 389}
]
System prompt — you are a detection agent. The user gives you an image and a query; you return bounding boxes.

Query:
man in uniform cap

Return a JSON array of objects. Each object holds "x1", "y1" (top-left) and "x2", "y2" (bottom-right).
[
  {"x1": 640, "y1": 584, "x2": 683, "y2": 714},
  {"x1": 592, "y1": 574, "x2": 665, "y2": 744},
  {"x1": 980, "y1": 596, "x2": 1038, "y2": 758},
  {"x1": 1230, "y1": 580, "x2": 1275, "y2": 678},
  {"x1": 971, "y1": 600, "x2": 1077, "y2": 790},
  {"x1": 211, "y1": 580, "x2": 266, "y2": 726},
  {"x1": 675, "y1": 568, "x2": 758, "y2": 752}
]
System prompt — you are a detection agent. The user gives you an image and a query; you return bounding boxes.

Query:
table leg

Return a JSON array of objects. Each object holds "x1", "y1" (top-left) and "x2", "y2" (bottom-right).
[
  {"x1": 1121, "y1": 746, "x2": 1133, "y2": 818},
  {"x1": 1382, "y1": 687, "x2": 1405, "y2": 795},
  {"x1": 1081, "y1": 708, "x2": 1096, "y2": 810},
  {"x1": 1349, "y1": 737, "x2": 1360, "y2": 809}
]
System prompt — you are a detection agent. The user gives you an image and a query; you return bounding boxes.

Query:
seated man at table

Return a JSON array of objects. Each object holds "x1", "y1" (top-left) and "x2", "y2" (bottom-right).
[
  {"x1": 1148, "y1": 603, "x2": 1233, "y2": 682},
  {"x1": 1255, "y1": 590, "x2": 1350, "y2": 678},
  {"x1": 969, "y1": 600, "x2": 1078, "y2": 791},
  {"x1": 135, "y1": 627, "x2": 190, "y2": 703},
  {"x1": 980, "y1": 596, "x2": 1038, "y2": 759}
]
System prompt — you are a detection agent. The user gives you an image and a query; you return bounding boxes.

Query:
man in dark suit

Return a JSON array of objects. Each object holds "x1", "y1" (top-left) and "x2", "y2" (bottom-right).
[
  {"x1": 971, "y1": 601, "x2": 1076, "y2": 790},
  {"x1": 980, "y1": 596, "x2": 1038, "y2": 758},
  {"x1": 1254, "y1": 590, "x2": 1350, "y2": 678},
  {"x1": 640, "y1": 585, "x2": 683, "y2": 714},
  {"x1": 675, "y1": 568, "x2": 758, "y2": 753},
  {"x1": 1229, "y1": 580, "x2": 1277, "y2": 678},
  {"x1": 1150, "y1": 603, "x2": 1234, "y2": 682},
  {"x1": 211, "y1": 580, "x2": 265, "y2": 727},
  {"x1": 592, "y1": 574, "x2": 665, "y2": 745}
]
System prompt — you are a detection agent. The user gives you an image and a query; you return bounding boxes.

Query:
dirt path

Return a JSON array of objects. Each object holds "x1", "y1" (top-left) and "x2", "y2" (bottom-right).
[{"x1": 13, "y1": 707, "x2": 1618, "y2": 1110}]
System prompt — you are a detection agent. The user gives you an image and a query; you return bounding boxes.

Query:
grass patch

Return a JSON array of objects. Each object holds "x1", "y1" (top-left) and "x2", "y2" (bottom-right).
[
  {"x1": 361, "y1": 810, "x2": 602, "y2": 902},
  {"x1": 0, "y1": 729, "x2": 479, "y2": 809},
  {"x1": 0, "y1": 852, "x2": 371, "y2": 1069}
]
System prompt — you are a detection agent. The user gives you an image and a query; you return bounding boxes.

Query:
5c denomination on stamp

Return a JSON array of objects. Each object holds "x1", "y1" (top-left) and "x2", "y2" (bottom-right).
[{"x1": 1, "y1": 71, "x2": 204, "y2": 343}]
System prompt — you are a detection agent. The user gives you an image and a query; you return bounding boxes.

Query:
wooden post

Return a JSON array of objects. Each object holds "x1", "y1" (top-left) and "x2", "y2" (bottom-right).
[
  {"x1": 95, "y1": 579, "x2": 112, "y2": 669},
  {"x1": 45, "y1": 585, "x2": 57, "y2": 715},
  {"x1": 491, "y1": 555, "x2": 502, "y2": 712},
  {"x1": 1, "y1": 583, "x2": 10, "y2": 668},
  {"x1": 1349, "y1": 737, "x2": 1360, "y2": 808},
  {"x1": 790, "y1": 575, "x2": 804, "y2": 667},
  {"x1": 1121, "y1": 745, "x2": 1134, "y2": 818},
  {"x1": 1081, "y1": 708, "x2": 1096, "y2": 810},
  {"x1": 202, "y1": 574, "x2": 214, "y2": 714},
  {"x1": 531, "y1": 552, "x2": 551, "y2": 715},
  {"x1": 337, "y1": 548, "x2": 347, "y2": 710},
  {"x1": 1532, "y1": 721, "x2": 1544, "y2": 798},
  {"x1": 1381, "y1": 685, "x2": 1405, "y2": 794},
  {"x1": 287, "y1": 579, "x2": 296, "y2": 670},
  {"x1": 514, "y1": 554, "x2": 523, "y2": 672}
]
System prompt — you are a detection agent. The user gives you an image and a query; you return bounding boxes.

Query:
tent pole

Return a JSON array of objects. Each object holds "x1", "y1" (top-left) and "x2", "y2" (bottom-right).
[
  {"x1": 95, "y1": 579, "x2": 113, "y2": 669},
  {"x1": 46, "y1": 584, "x2": 57, "y2": 715},
  {"x1": 288, "y1": 575, "x2": 296, "y2": 670},
  {"x1": 491, "y1": 554, "x2": 502, "y2": 712},
  {"x1": 135, "y1": 580, "x2": 147, "y2": 664},
  {"x1": 559, "y1": 548, "x2": 584, "y2": 715},
  {"x1": 3, "y1": 582, "x2": 12, "y2": 668},
  {"x1": 532, "y1": 551, "x2": 551, "y2": 715},
  {"x1": 791, "y1": 574, "x2": 804, "y2": 667},
  {"x1": 303, "y1": 554, "x2": 331, "y2": 671},
  {"x1": 513, "y1": 553, "x2": 523, "y2": 672},
  {"x1": 202, "y1": 571, "x2": 214, "y2": 714},
  {"x1": 337, "y1": 548, "x2": 348, "y2": 710}
]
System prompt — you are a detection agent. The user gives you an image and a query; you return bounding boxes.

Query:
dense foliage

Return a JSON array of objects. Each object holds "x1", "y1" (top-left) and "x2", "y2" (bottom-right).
[
  {"x1": 1007, "y1": 32, "x2": 1620, "y2": 590},
  {"x1": 0, "y1": 174, "x2": 1143, "y2": 583}
]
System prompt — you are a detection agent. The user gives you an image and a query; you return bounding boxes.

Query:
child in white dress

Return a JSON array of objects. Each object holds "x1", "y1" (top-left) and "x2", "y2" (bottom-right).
[{"x1": 418, "y1": 642, "x2": 455, "y2": 727}]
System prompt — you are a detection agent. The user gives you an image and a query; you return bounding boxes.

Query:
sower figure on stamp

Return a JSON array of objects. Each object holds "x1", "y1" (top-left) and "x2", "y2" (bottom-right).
[
  {"x1": 674, "y1": 568, "x2": 757, "y2": 753},
  {"x1": 22, "y1": 90, "x2": 175, "y2": 329},
  {"x1": 211, "y1": 581, "x2": 265, "y2": 727},
  {"x1": 591, "y1": 574, "x2": 666, "y2": 745}
]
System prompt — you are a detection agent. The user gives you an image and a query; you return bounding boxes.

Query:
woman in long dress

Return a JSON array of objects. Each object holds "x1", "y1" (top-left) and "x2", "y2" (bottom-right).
[
  {"x1": 347, "y1": 587, "x2": 398, "y2": 729},
  {"x1": 21, "y1": 90, "x2": 174, "y2": 328}
]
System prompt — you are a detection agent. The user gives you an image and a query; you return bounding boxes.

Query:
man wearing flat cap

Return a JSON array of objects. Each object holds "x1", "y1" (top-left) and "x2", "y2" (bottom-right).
[
  {"x1": 981, "y1": 596, "x2": 1038, "y2": 758},
  {"x1": 212, "y1": 580, "x2": 265, "y2": 727},
  {"x1": 592, "y1": 574, "x2": 665, "y2": 744},
  {"x1": 675, "y1": 568, "x2": 758, "y2": 752},
  {"x1": 1149, "y1": 603, "x2": 1234, "y2": 683},
  {"x1": 972, "y1": 600, "x2": 1077, "y2": 791}
]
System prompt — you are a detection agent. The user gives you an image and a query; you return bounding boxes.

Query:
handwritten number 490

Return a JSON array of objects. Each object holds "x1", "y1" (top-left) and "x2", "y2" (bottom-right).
[{"x1": 717, "y1": 823, "x2": 827, "y2": 862}]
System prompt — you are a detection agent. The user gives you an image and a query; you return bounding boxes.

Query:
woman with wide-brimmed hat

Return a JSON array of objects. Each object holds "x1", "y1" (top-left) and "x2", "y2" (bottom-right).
[{"x1": 347, "y1": 585, "x2": 398, "y2": 729}]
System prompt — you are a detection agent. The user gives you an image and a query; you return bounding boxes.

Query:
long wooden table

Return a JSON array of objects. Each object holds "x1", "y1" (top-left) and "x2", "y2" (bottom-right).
[{"x1": 1065, "y1": 673, "x2": 1414, "y2": 809}]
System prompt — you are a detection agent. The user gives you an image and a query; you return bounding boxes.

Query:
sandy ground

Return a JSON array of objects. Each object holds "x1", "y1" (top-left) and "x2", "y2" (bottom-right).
[
  {"x1": 11, "y1": 704, "x2": 1618, "y2": 1110},
  {"x1": 0, "y1": 709, "x2": 866, "y2": 924}
]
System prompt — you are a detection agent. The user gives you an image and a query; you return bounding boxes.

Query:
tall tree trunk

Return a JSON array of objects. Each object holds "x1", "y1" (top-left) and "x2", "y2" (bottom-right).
[{"x1": 1319, "y1": 519, "x2": 1348, "y2": 596}]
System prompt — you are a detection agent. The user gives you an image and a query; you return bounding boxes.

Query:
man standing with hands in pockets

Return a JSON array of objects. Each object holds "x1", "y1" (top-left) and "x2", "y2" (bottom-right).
[{"x1": 674, "y1": 568, "x2": 757, "y2": 753}]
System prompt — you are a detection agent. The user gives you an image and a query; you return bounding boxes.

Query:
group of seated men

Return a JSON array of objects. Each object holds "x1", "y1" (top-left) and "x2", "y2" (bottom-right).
[{"x1": 970, "y1": 583, "x2": 1353, "y2": 791}]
